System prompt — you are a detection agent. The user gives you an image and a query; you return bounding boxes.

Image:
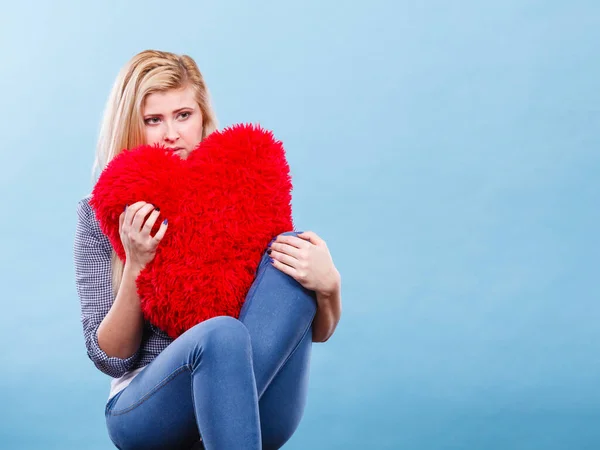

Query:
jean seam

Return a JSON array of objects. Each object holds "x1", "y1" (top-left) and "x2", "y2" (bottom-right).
[
  {"x1": 258, "y1": 312, "x2": 313, "y2": 401},
  {"x1": 258, "y1": 287, "x2": 316, "y2": 398},
  {"x1": 190, "y1": 371, "x2": 202, "y2": 443},
  {"x1": 105, "y1": 390, "x2": 122, "y2": 416},
  {"x1": 249, "y1": 235, "x2": 316, "y2": 395},
  {"x1": 109, "y1": 364, "x2": 192, "y2": 416},
  {"x1": 277, "y1": 304, "x2": 314, "y2": 375}
]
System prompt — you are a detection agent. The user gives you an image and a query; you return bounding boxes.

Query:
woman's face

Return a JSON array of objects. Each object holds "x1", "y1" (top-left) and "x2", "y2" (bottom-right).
[{"x1": 142, "y1": 85, "x2": 204, "y2": 159}]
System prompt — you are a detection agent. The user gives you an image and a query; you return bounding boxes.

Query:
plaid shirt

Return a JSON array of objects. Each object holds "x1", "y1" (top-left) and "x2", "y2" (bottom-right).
[{"x1": 73, "y1": 195, "x2": 173, "y2": 378}]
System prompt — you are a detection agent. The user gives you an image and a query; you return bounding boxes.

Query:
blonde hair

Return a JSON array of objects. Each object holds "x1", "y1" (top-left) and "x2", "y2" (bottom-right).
[{"x1": 92, "y1": 49, "x2": 218, "y2": 296}]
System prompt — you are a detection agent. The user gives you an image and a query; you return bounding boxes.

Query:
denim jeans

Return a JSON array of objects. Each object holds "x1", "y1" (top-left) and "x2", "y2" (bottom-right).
[{"x1": 104, "y1": 232, "x2": 318, "y2": 450}]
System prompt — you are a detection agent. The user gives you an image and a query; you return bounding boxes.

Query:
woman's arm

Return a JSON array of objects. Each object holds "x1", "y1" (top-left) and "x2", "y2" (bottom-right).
[
  {"x1": 96, "y1": 262, "x2": 145, "y2": 359},
  {"x1": 312, "y1": 274, "x2": 342, "y2": 343},
  {"x1": 74, "y1": 197, "x2": 143, "y2": 378}
]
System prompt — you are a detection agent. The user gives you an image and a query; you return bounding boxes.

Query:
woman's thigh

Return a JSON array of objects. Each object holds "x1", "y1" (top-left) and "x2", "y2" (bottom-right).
[
  {"x1": 105, "y1": 316, "x2": 256, "y2": 450},
  {"x1": 106, "y1": 366, "x2": 199, "y2": 450}
]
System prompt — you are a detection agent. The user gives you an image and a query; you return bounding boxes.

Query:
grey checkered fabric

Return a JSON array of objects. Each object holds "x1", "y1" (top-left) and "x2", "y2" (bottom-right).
[{"x1": 73, "y1": 195, "x2": 173, "y2": 378}]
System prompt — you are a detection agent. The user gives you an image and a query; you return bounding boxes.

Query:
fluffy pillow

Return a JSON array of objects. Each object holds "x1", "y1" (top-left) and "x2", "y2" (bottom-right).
[{"x1": 90, "y1": 123, "x2": 294, "y2": 338}]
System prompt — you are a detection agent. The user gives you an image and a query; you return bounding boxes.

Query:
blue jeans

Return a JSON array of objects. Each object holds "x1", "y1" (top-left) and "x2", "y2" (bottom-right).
[{"x1": 105, "y1": 232, "x2": 318, "y2": 450}]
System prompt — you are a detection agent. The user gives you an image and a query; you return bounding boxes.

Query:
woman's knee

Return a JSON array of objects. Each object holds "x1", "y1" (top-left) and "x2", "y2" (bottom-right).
[{"x1": 194, "y1": 316, "x2": 251, "y2": 357}]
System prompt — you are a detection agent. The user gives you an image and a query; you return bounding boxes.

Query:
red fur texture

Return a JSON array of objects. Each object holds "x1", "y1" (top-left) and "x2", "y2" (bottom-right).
[{"x1": 89, "y1": 123, "x2": 294, "y2": 338}]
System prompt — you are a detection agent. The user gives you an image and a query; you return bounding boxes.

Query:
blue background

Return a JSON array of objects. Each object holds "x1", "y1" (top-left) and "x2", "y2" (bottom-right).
[{"x1": 1, "y1": 1, "x2": 599, "y2": 449}]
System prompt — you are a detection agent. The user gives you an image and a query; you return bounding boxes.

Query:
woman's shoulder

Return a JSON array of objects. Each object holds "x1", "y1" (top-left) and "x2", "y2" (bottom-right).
[
  {"x1": 78, "y1": 193, "x2": 93, "y2": 205},
  {"x1": 76, "y1": 193, "x2": 107, "y2": 239},
  {"x1": 76, "y1": 194, "x2": 94, "y2": 221}
]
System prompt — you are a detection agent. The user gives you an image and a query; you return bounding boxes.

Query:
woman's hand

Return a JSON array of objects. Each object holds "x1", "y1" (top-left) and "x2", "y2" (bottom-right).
[
  {"x1": 268, "y1": 231, "x2": 340, "y2": 296},
  {"x1": 119, "y1": 201, "x2": 168, "y2": 271}
]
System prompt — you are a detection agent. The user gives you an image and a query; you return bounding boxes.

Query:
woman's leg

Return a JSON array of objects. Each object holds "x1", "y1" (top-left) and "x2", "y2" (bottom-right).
[
  {"x1": 239, "y1": 231, "x2": 318, "y2": 448},
  {"x1": 105, "y1": 230, "x2": 317, "y2": 449},
  {"x1": 105, "y1": 316, "x2": 261, "y2": 450},
  {"x1": 258, "y1": 325, "x2": 313, "y2": 449}
]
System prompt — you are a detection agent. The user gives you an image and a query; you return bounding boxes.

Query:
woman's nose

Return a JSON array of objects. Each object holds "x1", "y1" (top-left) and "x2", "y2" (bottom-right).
[{"x1": 163, "y1": 123, "x2": 179, "y2": 142}]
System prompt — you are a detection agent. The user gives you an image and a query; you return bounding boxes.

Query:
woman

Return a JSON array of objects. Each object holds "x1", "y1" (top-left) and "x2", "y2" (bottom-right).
[{"x1": 73, "y1": 49, "x2": 342, "y2": 450}]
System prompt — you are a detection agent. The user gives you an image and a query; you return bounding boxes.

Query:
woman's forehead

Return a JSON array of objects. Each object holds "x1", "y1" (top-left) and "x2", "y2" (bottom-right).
[{"x1": 143, "y1": 86, "x2": 196, "y2": 113}]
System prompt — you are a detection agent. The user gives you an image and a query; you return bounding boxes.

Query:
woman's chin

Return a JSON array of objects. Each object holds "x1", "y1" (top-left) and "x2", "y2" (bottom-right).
[{"x1": 173, "y1": 149, "x2": 189, "y2": 159}]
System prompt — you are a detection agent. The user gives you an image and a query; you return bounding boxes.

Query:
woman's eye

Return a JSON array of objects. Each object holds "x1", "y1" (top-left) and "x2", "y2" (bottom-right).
[
  {"x1": 145, "y1": 117, "x2": 160, "y2": 125},
  {"x1": 178, "y1": 112, "x2": 191, "y2": 120}
]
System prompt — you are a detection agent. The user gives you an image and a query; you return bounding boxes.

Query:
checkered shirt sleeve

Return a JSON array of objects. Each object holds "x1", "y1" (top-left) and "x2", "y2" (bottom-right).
[{"x1": 73, "y1": 196, "x2": 144, "y2": 378}]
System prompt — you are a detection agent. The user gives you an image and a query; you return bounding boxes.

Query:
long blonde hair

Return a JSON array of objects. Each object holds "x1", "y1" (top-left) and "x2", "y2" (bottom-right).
[{"x1": 92, "y1": 49, "x2": 218, "y2": 296}]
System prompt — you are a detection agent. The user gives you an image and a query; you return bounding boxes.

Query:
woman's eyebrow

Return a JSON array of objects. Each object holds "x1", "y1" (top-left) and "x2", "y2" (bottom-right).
[
  {"x1": 172, "y1": 106, "x2": 194, "y2": 114},
  {"x1": 144, "y1": 106, "x2": 194, "y2": 117}
]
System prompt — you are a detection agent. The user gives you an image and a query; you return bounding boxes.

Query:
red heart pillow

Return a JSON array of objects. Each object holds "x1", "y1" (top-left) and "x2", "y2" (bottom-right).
[{"x1": 89, "y1": 123, "x2": 294, "y2": 339}]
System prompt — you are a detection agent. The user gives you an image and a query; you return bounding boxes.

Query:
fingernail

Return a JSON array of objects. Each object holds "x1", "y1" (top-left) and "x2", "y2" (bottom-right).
[
  {"x1": 155, "y1": 207, "x2": 160, "y2": 212},
  {"x1": 124, "y1": 204, "x2": 128, "y2": 211},
  {"x1": 163, "y1": 219, "x2": 168, "y2": 224},
  {"x1": 267, "y1": 249, "x2": 272, "y2": 255},
  {"x1": 270, "y1": 257, "x2": 275, "y2": 263}
]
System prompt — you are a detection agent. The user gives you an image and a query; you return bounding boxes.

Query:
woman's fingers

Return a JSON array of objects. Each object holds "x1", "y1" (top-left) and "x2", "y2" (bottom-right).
[
  {"x1": 140, "y1": 207, "x2": 168, "y2": 242},
  {"x1": 152, "y1": 219, "x2": 169, "y2": 242},
  {"x1": 270, "y1": 242, "x2": 302, "y2": 259},
  {"x1": 122, "y1": 200, "x2": 168, "y2": 242},
  {"x1": 275, "y1": 234, "x2": 311, "y2": 250},
  {"x1": 124, "y1": 201, "x2": 148, "y2": 228},
  {"x1": 297, "y1": 230, "x2": 325, "y2": 247},
  {"x1": 270, "y1": 257, "x2": 297, "y2": 278},
  {"x1": 141, "y1": 208, "x2": 161, "y2": 235},
  {"x1": 269, "y1": 249, "x2": 298, "y2": 269},
  {"x1": 132, "y1": 203, "x2": 156, "y2": 232}
]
